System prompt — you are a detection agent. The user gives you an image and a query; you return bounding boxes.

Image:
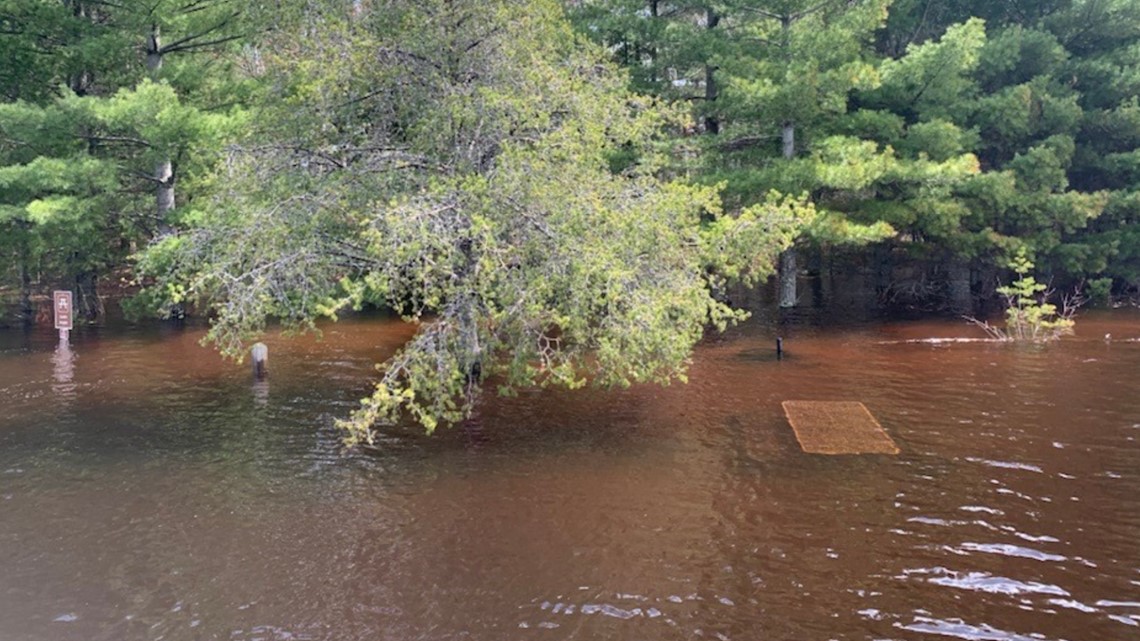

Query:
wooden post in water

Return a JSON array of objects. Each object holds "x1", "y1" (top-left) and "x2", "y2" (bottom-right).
[
  {"x1": 776, "y1": 337, "x2": 784, "y2": 360},
  {"x1": 251, "y1": 342, "x2": 268, "y2": 380}
]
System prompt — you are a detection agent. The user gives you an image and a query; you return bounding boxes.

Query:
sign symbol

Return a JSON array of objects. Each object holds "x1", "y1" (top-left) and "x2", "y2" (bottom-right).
[{"x1": 53, "y1": 291, "x2": 73, "y2": 331}]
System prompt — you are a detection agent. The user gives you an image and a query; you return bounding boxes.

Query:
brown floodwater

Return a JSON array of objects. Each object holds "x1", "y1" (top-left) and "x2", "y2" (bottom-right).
[{"x1": 2, "y1": 311, "x2": 1140, "y2": 641}]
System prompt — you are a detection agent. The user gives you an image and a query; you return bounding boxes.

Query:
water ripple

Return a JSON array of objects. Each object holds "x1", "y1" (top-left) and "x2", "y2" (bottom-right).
[
  {"x1": 899, "y1": 567, "x2": 1069, "y2": 596},
  {"x1": 899, "y1": 615, "x2": 1064, "y2": 641},
  {"x1": 966, "y1": 457, "x2": 1044, "y2": 473},
  {"x1": 956, "y1": 542, "x2": 1068, "y2": 562}
]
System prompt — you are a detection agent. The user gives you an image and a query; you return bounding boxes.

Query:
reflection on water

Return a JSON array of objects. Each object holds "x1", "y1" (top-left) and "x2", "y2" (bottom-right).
[
  {"x1": 252, "y1": 379, "x2": 269, "y2": 407},
  {"x1": 1, "y1": 312, "x2": 1140, "y2": 640},
  {"x1": 50, "y1": 337, "x2": 75, "y2": 397}
]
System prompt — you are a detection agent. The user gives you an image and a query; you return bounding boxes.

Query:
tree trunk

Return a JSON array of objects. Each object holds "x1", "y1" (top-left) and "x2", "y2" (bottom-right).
[
  {"x1": 146, "y1": 24, "x2": 163, "y2": 73},
  {"x1": 649, "y1": 0, "x2": 661, "y2": 69},
  {"x1": 68, "y1": 2, "x2": 90, "y2": 95},
  {"x1": 779, "y1": 247, "x2": 797, "y2": 308},
  {"x1": 808, "y1": 247, "x2": 824, "y2": 308},
  {"x1": 704, "y1": 64, "x2": 719, "y2": 134},
  {"x1": 947, "y1": 259, "x2": 972, "y2": 314},
  {"x1": 156, "y1": 159, "x2": 175, "y2": 235},
  {"x1": 75, "y1": 271, "x2": 102, "y2": 321},
  {"x1": 147, "y1": 22, "x2": 182, "y2": 319},
  {"x1": 874, "y1": 243, "x2": 892, "y2": 298},
  {"x1": 778, "y1": 121, "x2": 797, "y2": 308},
  {"x1": 703, "y1": 9, "x2": 719, "y2": 134},
  {"x1": 18, "y1": 235, "x2": 33, "y2": 325},
  {"x1": 147, "y1": 24, "x2": 175, "y2": 236}
]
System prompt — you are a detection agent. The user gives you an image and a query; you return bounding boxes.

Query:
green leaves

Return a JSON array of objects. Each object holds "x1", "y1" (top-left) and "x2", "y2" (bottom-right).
[
  {"x1": 91, "y1": 80, "x2": 240, "y2": 155},
  {"x1": 995, "y1": 249, "x2": 1075, "y2": 341},
  {"x1": 873, "y1": 18, "x2": 986, "y2": 122},
  {"x1": 703, "y1": 190, "x2": 814, "y2": 287},
  {"x1": 135, "y1": 0, "x2": 804, "y2": 442}
]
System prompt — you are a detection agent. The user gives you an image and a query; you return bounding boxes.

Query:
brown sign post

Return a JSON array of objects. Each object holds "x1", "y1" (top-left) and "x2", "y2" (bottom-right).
[{"x1": 53, "y1": 290, "x2": 73, "y2": 341}]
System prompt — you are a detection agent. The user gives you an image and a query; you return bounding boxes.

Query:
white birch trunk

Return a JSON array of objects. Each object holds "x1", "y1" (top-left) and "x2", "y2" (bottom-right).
[
  {"x1": 147, "y1": 24, "x2": 175, "y2": 236},
  {"x1": 778, "y1": 122, "x2": 797, "y2": 308}
]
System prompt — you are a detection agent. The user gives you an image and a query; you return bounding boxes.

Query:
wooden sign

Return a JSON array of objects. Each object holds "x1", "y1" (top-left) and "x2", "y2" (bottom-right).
[{"x1": 53, "y1": 290, "x2": 73, "y2": 331}]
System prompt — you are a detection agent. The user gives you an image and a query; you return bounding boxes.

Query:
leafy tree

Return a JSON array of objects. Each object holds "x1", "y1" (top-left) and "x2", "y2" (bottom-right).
[
  {"x1": 966, "y1": 249, "x2": 1077, "y2": 342},
  {"x1": 0, "y1": 101, "x2": 120, "y2": 318},
  {"x1": 569, "y1": 1, "x2": 734, "y2": 134},
  {"x1": 139, "y1": 0, "x2": 809, "y2": 441}
]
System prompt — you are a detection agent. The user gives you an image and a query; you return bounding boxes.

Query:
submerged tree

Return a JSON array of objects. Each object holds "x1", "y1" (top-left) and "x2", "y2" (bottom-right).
[
  {"x1": 965, "y1": 249, "x2": 1078, "y2": 342},
  {"x1": 140, "y1": 0, "x2": 810, "y2": 442}
]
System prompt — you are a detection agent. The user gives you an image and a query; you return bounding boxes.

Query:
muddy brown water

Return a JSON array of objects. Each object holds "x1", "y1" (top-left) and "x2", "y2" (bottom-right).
[{"x1": 2, "y1": 312, "x2": 1139, "y2": 641}]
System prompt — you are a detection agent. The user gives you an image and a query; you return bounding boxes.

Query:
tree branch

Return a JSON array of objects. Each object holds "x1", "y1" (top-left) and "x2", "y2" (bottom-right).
[
  {"x1": 157, "y1": 10, "x2": 240, "y2": 55},
  {"x1": 84, "y1": 134, "x2": 152, "y2": 147},
  {"x1": 160, "y1": 32, "x2": 244, "y2": 55},
  {"x1": 720, "y1": 134, "x2": 779, "y2": 152}
]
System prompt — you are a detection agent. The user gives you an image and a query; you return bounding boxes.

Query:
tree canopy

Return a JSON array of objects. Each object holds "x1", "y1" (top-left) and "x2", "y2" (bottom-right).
[
  {"x1": 136, "y1": 0, "x2": 808, "y2": 441},
  {"x1": 573, "y1": 0, "x2": 1137, "y2": 307}
]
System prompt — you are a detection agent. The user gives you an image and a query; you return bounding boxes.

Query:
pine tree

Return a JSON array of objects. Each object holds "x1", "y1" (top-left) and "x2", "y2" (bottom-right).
[{"x1": 0, "y1": 1, "x2": 252, "y2": 321}]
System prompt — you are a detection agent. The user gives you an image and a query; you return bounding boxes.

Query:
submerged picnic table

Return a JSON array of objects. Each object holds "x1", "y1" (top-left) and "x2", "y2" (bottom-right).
[{"x1": 782, "y1": 401, "x2": 899, "y2": 455}]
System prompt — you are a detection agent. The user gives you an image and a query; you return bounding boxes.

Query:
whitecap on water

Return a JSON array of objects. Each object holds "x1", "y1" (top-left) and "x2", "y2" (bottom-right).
[{"x1": 960, "y1": 505, "x2": 1004, "y2": 515}]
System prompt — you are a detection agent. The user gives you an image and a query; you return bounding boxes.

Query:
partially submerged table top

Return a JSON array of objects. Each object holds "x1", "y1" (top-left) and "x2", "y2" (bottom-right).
[{"x1": 782, "y1": 401, "x2": 899, "y2": 455}]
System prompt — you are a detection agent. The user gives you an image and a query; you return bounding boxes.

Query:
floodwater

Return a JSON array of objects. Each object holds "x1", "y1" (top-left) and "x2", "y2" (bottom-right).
[{"x1": 2, "y1": 312, "x2": 1140, "y2": 641}]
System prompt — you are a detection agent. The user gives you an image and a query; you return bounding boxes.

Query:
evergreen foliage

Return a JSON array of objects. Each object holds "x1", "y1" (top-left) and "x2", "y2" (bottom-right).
[
  {"x1": 0, "y1": 0, "x2": 250, "y2": 320},
  {"x1": 573, "y1": 0, "x2": 1138, "y2": 299}
]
